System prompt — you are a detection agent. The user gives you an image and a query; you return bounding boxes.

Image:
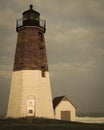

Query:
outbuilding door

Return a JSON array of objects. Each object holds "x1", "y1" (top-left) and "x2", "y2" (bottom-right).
[{"x1": 61, "y1": 111, "x2": 70, "y2": 121}]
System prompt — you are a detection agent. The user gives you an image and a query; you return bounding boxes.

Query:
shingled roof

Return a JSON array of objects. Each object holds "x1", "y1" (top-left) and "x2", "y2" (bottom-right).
[
  {"x1": 53, "y1": 96, "x2": 66, "y2": 109},
  {"x1": 53, "y1": 96, "x2": 76, "y2": 109}
]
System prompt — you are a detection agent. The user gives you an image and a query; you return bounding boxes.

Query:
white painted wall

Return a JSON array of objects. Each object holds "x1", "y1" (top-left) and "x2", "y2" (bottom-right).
[
  {"x1": 54, "y1": 100, "x2": 76, "y2": 121},
  {"x1": 6, "y1": 71, "x2": 23, "y2": 117},
  {"x1": 7, "y1": 70, "x2": 54, "y2": 119}
]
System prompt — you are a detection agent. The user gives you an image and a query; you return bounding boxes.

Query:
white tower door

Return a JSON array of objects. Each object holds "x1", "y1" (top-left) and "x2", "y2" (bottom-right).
[{"x1": 27, "y1": 99, "x2": 35, "y2": 116}]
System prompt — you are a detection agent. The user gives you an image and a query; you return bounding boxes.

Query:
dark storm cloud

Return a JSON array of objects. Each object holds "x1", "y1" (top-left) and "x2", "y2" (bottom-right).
[{"x1": 0, "y1": 0, "x2": 104, "y2": 116}]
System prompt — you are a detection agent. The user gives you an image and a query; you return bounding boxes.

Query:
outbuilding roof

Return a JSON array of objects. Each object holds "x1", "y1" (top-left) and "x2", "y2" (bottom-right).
[{"x1": 53, "y1": 96, "x2": 76, "y2": 109}]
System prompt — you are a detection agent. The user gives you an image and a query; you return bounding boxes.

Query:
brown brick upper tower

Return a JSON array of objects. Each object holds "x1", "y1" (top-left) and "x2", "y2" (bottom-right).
[
  {"x1": 14, "y1": 5, "x2": 48, "y2": 74},
  {"x1": 7, "y1": 5, "x2": 54, "y2": 118}
]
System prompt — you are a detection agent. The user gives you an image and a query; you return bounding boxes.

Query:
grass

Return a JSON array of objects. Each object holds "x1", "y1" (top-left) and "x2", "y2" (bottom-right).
[{"x1": 0, "y1": 117, "x2": 104, "y2": 130}]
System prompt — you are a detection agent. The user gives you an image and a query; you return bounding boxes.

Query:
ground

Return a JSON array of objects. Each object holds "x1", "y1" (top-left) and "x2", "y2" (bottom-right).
[{"x1": 0, "y1": 117, "x2": 104, "y2": 130}]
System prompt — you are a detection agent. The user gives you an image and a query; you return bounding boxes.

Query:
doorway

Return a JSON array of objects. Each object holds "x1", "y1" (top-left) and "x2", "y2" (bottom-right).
[
  {"x1": 27, "y1": 99, "x2": 35, "y2": 116},
  {"x1": 61, "y1": 111, "x2": 71, "y2": 121}
]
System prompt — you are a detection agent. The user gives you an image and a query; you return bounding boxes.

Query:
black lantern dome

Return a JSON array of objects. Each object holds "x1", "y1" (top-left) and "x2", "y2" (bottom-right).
[{"x1": 23, "y1": 5, "x2": 40, "y2": 26}]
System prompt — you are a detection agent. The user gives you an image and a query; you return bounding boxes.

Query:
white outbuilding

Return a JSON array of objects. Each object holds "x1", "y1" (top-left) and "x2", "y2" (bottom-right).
[{"x1": 53, "y1": 96, "x2": 76, "y2": 121}]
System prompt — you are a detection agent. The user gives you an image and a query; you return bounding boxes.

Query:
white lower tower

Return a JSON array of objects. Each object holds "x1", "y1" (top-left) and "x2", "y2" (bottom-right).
[
  {"x1": 7, "y1": 70, "x2": 54, "y2": 118},
  {"x1": 7, "y1": 5, "x2": 54, "y2": 118}
]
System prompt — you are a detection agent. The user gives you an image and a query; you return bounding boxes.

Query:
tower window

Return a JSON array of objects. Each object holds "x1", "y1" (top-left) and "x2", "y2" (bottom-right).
[
  {"x1": 40, "y1": 48, "x2": 44, "y2": 58},
  {"x1": 29, "y1": 109, "x2": 33, "y2": 114},
  {"x1": 38, "y1": 32, "x2": 43, "y2": 41},
  {"x1": 41, "y1": 66, "x2": 45, "y2": 77}
]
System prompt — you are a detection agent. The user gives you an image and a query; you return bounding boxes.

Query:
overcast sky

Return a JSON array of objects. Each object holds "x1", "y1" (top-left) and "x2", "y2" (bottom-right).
[{"x1": 0, "y1": 0, "x2": 104, "y2": 117}]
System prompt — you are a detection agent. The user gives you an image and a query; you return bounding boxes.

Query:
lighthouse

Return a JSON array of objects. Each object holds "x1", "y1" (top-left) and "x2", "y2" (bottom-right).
[{"x1": 7, "y1": 5, "x2": 54, "y2": 118}]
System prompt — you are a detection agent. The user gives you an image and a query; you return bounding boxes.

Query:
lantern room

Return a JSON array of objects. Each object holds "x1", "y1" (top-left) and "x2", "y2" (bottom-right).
[{"x1": 16, "y1": 5, "x2": 46, "y2": 33}]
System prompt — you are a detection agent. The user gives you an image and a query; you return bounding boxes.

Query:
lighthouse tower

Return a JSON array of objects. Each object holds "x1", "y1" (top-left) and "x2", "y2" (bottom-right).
[{"x1": 7, "y1": 5, "x2": 54, "y2": 118}]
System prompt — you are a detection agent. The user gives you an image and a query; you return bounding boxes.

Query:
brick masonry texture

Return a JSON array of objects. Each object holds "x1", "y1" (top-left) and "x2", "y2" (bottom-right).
[{"x1": 13, "y1": 26, "x2": 48, "y2": 71}]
